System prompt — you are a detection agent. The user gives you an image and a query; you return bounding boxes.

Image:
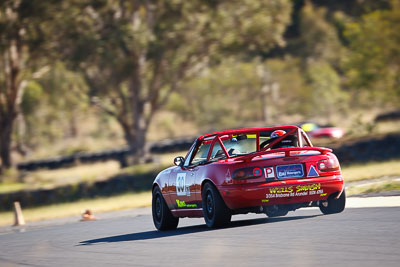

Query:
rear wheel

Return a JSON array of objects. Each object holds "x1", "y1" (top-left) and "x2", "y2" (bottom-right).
[
  {"x1": 202, "y1": 183, "x2": 231, "y2": 228},
  {"x1": 152, "y1": 186, "x2": 179, "y2": 230},
  {"x1": 319, "y1": 190, "x2": 346, "y2": 215}
]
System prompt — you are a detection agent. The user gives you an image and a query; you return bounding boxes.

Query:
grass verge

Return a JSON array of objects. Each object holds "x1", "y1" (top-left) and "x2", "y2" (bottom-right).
[
  {"x1": 0, "y1": 152, "x2": 179, "y2": 194},
  {"x1": 342, "y1": 159, "x2": 400, "y2": 182},
  {"x1": 0, "y1": 161, "x2": 121, "y2": 194},
  {"x1": 0, "y1": 182, "x2": 26, "y2": 194},
  {"x1": 0, "y1": 191, "x2": 151, "y2": 226},
  {"x1": 346, "y1": 180, "x2": 400, "y2": 195}
]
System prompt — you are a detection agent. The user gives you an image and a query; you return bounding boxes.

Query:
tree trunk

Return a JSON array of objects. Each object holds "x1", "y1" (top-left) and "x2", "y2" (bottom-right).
[
  {"x1": 0, "y1": 116, "x2": 14, "y2": 169},
  {"x1": 126, "y1": 50, "x2": 152, "y2": 164},
  {"x1": 129, "y1": 107, "x2": 150, "y2": 164},
  {"x1": 118, "y1": 112, "x2": 150, "y2": 165},
  {"x1": 68, "y1": 111, "x2": 78, "y2": 138},
  {"x1": 0, "y1": 38, "x2": 21, "y2": 171},
  {"x1": 131, "y1": 103, "x2": 148, "y2": 160},
  {"x1": 128, "y1": 126, "x2": 149, "y2": 164}
]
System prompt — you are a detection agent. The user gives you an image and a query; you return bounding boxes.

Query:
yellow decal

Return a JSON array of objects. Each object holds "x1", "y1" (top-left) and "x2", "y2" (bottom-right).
[
  {"x1": 267, "y1": 183, "x2": 323, "y2": 199},
  {"x1": 320, "y1": 193, "x2": 327, "y2": 197},
  {"x1": 176, "y1": 199, "x2": 197, "y2": 208},
  {"x1": 269, "y1": 186, "x2": 293, "y2": 194},
  {"x1": 296, "y1": 183, "x2": 321, "y2": 192},
  {"x1": 261, "y1": 199, "x2": 269, "y2": 203}
]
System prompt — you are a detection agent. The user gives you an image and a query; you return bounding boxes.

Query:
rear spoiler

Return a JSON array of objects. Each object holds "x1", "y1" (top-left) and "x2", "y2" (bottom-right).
[{"x1": 234, "y1": 147, "x2": 332, "y2": 163}]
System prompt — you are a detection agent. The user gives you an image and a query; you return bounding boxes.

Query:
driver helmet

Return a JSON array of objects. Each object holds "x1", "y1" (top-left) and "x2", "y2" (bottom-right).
[{"x1": 271, "y1": 130, "x2": 286, "y2": 139}]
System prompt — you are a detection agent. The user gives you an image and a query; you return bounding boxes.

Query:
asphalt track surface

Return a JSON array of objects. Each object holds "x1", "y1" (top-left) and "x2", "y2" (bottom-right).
[{"x1": 0, "y1": 206, "x2": 399, "y2": 267}]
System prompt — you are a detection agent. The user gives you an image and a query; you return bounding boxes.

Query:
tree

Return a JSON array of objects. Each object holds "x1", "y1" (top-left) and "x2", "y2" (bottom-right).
[
  {"x1": 297, "y1": 1, "x2": 344, "y2": 67},
  {"x1": 167, "y1": 56, "x2": 309, "y2": 129},
  {"x1": 289, "y1": 1, "x2": 349, "y2": 122},
  {"x1": 305, "y1": 62, "x2": 346, "y2": 121},
  {"x1": 168, "y1": 58, "x2": 263, "y2": 130},
  {"x1": 344, "y1": 0, "x2": 400, "y2": 106},
  {"x1": 0, "y1": 0, "x2": 57, "y2": 173},
  {"x1": 19, "y1": 62, "x2": 89, "y2": 149},
  {"x1": 56, "y1": 0, "x2": 292, "y2": 162}
]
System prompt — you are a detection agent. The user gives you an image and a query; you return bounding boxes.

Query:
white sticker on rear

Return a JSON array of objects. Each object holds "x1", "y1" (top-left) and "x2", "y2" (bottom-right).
[{"x1": 264, "y1": 167, "x2": 275, "y2": 179}]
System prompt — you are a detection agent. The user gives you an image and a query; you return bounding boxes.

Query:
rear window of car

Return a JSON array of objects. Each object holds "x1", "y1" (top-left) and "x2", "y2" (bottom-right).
[{"x1": 221, "y1": 134, "x2": 266, "y2": 155}]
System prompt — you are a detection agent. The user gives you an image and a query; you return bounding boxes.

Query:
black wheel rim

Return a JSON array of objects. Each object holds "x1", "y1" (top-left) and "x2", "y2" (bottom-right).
[
  {"x1": 155, "y1": 194, "x2": 162, "y2": 221},
  {"x1": 206, "y1": 191, "x2": 214, "y2": 219}
]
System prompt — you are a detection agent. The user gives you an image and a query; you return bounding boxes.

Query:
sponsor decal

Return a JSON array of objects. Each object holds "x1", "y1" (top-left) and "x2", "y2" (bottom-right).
[
  {"x1": 276, "y1": 164, "x2": 304, "y2": 179},
  {"x1": 266, "y1": 183, "x2": 324, "y2": 198},
  {"x1": 261, "y1": 199, "x2": 269, "y2": 203},
  {"x1": 269, "y1": 186, "x2": 293, "y2": 194},
  {"x1": 264, "y1": 167, "x2": 275, "y2": 179},
  {"x1": 176, "y1": 199, "x2": 197, "y2": 208},
  {"x1": 296, "y1": 183, "x2": 321, "y2": 192},
  {"x1": 176, "y1": 173, "x2": 190, "y2": 196},
  {"x1": 307, "y1": 165, "x2": 319, "y2": 177},
  {"x1": 320, "y1": 193, "x2": 327, "y2": 197}
]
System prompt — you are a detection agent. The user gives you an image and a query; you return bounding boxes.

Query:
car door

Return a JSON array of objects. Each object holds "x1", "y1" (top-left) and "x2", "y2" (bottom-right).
[
  {"x1": 169, "y1": 137, "x2": 218, "y2": 210},
  {"x1": 169, "y1": 166, "x2": 198, "y2": 209}
]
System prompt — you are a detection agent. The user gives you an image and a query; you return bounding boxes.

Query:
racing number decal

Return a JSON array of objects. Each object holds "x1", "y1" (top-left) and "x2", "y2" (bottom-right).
[{"x1": 176, "y1": 173, "x2": 190, "y2": 196}]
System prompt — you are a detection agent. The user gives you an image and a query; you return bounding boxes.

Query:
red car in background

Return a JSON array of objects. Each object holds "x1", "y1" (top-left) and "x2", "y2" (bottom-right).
[
  {"x1": 152, "y1": 125, "x2": 345, "y2": 230},
  {"x1": 299, "y1": 122, "x2": 345, "y2": 139}
]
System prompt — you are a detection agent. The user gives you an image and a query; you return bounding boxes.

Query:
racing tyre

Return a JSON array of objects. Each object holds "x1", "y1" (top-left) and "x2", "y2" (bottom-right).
[
  {"x1": 202, "y1": 183, "x2": 231, "y2": 228},
  {"x1": 152, "y1": 186, "x2": 179, "y2": 230},
  {"x1": 319, "y1": 190, "x2": 346, "y2": 215}
]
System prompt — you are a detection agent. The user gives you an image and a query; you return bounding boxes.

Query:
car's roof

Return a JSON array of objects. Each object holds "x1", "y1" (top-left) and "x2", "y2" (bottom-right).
[{"x1": 198, "y1": 125, "x2": 301, "y2": 140}]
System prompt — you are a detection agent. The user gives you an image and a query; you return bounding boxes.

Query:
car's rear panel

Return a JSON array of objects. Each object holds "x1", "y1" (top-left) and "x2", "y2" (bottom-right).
[
  {"x1": 219, "y1": 175, "x2": 343, "y2": 210},
  {"x1": 214, "y1": 150, "x2": 344, "y2": 210}
]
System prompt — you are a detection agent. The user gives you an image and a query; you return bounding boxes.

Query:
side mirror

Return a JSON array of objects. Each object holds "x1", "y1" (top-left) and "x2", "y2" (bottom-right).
[{"x1": 174, "y1": 156, "x2": 185, "y2": 167}]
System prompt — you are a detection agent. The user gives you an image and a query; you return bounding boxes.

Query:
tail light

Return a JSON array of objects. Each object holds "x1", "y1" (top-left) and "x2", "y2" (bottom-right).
[
  {"x1": 317, "y1": 155, "x2": 340, "y2": 172},
  {"x1": 232, "y1": 167, "x2": 263, "y2": 180}
]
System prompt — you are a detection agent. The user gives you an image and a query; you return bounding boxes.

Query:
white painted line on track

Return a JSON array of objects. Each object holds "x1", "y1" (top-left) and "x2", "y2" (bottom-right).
[{"x1": 347, "y1": 196, "x2": 400, "y2": 208}]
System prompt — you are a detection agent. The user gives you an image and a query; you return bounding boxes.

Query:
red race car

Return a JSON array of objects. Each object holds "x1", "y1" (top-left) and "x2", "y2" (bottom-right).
[
  {"x1": 299, "y1": 122, "x2": 345, "y2": 139},
  {"x1": 152, "y1": 125, "x2": 345, "y2": 230}
]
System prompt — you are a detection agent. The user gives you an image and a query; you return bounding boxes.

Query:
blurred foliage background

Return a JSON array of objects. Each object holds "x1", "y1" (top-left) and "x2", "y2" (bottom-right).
[{"x1": 0, "y1": 0, "x2": 399, "y2": 176}]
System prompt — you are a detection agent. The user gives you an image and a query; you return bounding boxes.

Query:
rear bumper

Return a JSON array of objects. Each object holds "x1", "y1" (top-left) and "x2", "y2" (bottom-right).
[{"x1": 218, "y1": 175, "x2": 344, "y2": 210}]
